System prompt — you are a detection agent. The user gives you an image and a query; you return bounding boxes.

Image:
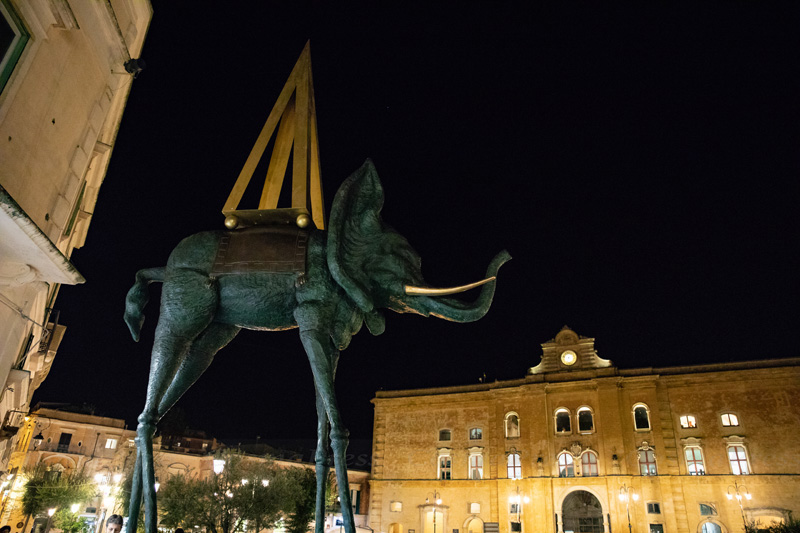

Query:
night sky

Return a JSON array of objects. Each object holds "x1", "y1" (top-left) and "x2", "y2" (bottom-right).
[{"x1": 34, "y1": 3, "x2": 800, "y2": 446}]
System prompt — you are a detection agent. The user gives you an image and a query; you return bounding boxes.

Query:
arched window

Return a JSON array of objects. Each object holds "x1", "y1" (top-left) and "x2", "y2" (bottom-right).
[
  {"x1": 638, "y1": 447, "x2": 657, "y2": 475},
  {"x1": 581, "y1": 451, "x2": 598, "y2": 476},
  {"x1": 679, "y1": 415, "x2": 697, "y2": 429},
  {"x1": 633, "y1": 403, "x2": 651, "y2": 431},
  {"x1": 505, "y1": 412, "x2": 520, "y2": 438},
  {"x1": 685, "y1": 447, "x2": 705, "y2": 475},
  {"x1": 557, "y1": 452, "x2": 574, "y2": 477},
  {"x1": 470, "y1": 451, "x2": 484, "y2": 480},
  {"x1": 555, "y1": 408, "x2": 571, "y2": 434},
  {"x1": 507, "y1": 453, "x2": 522, "y2": 479},
  {"x1": 578, "y1": 407, "x2": 594, "y2": 433},
  {"x1": 727, "y1": 445, "x2": 750, "y2": 475},
  {"x1": 469, "y1": 427, "x2": 483, "y2": 440},
  {"x1": 702, "y1": 522, "x2": 722, "y2": 533}
]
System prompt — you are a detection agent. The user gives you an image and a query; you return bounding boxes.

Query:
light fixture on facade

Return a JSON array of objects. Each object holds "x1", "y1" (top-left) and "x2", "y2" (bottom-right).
[
  {"x1": 213, "y1": 459, "x2": 226, "y2": 474},
  {"x1": 33, "y1": 433, "x2": 44, "y2": 449}
]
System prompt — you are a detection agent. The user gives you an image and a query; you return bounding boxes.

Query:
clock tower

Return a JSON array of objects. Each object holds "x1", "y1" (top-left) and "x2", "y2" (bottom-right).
[{"x1": 528, "y1": 326, "x2": 613, "y2": 374}]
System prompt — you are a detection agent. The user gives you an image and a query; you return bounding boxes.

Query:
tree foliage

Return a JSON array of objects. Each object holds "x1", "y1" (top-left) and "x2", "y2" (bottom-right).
[
  {"x1": 283, "y1": 468, "x2": 317, "y2": 533},
  {"x1": 20, "y1": 464, "x2": 95, "y2": 518},
  {"x1": 747, "y1": 514, "x2": 800, "y2": 533},
  {"x1": 157, "y1": 451, "x2": 302, "y2": 533}
]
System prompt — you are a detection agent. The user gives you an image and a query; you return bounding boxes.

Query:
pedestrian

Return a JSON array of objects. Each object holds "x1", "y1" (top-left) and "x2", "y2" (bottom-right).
[{"x1": 106, "y1": 515, "x2": 123, "y2": 533}]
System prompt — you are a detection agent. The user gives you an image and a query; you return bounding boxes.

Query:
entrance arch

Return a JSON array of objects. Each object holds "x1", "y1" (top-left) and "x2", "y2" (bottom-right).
[
  {"x1": 389, "y1": 523, "x2": 403, "y2": 533},
  {"x1": 465, "y1": 517, "x2": 483, "y2": 533},
  {"x1": 562, "y1": 490, "x2": 604, "y2": 533}
]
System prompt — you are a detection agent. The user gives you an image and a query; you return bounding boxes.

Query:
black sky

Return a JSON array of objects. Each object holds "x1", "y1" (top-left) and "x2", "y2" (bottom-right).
[{"x1": 34, "y1": 2, "x2": 800, "y2": 444}]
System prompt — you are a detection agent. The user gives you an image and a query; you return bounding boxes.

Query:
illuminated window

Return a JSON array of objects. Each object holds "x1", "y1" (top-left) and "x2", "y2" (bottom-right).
[
  {"x1": 438, "y1": 453, "x2": 451, "y2": 480},
  {"x1": 439, "y1": 429, "x2": 451, "y2": 441},
  {"x1": 684, "y1": 447, "x2": 705, "y2": 475},
  {"x1": 578, "y1": 407, "x2": 594, "y2": 433},
  {"x1": 727, "y1": 445, "x2": 750, "y2": 475},
  {"x1": 507, "y1": 453, "x2": 522, "y2": 479},
  {"x1": 679, "y1": 415, "x2": 697, "y2": 429},
  {"x1": 633, "y1": 404, "x2": 651, "y2": 431},
  {"x1": 557, "y1": 452, "x2": 574, "y2": 477},
  {"x1": 638, "y1": 448, "x2": 657, "y2": 476},
  {"x1": 390, "y1": 501, "x2": 402, "y2": 512},
  {"x1": 505, "y1": 412, "x2": 520, "y2": 438},
  {"x1": 0, "y1": 0, "x2": 30, "y2": 94},
  {"x1": 105, "y1": 438, "x2": 118, "y2": 449},
  {"x1": 555, "y1": 408, "x2": 571, "y2": 433},
  {"x1": 470, "y1": 428, "x2": 483, "y2": 440},
  {"x1": 581, "y1": 451, "x2": 598, "y2": 477},
  {"x1": 702, "y1": 522, "x2": 723, "y2": 533},
  {"x1": 699, "y1": 504, "x2": 717, "y2": 516},
  {"x1": 721, "y1": 413, "x2": 739, "y2": 427},
  {"x1": 470, "y1": 452, "x2": 484, "y2": 480}
]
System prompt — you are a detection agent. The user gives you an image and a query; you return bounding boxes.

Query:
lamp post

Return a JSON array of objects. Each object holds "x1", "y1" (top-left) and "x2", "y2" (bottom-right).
[
  {"x1": 425, "y1": 491, "x2": 442, "y2": 533},
  {"x1": 726, "y1": 481, "x2": 752, "y2": 531},
  {"x1": 44, "y1": 507, "x2": 56, "y2": 533},
  {"x1": 619, "y1": 483, "x2": 639, "y2": 533},
  {"x1": 510, "y1": 486, "x2": 530, "y2": 532}
]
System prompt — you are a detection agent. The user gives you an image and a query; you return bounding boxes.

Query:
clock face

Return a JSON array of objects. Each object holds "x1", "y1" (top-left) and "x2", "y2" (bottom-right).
[{"x1": 561, "y1": 350, "x2": 577, "y2": 366}]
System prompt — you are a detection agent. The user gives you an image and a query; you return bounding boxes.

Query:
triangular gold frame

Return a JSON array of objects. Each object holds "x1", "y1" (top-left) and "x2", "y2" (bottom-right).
[{"x1": 222, "y1": 41, "x2": 324, "y2": 230}]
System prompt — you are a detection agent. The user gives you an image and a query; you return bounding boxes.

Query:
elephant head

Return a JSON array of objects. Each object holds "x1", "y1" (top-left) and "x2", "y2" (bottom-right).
[{"x1": 327, "y1": 159, "x2": 510, "y2": 329}]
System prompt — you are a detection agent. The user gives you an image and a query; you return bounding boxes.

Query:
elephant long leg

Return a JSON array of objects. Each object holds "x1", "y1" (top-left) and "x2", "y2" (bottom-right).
[
  {"x1": 134, "y1": 270, "x2": 220, "y2": 533},
  {"x1": 298, "y1": 329, "x2": 356, "y2": 533},
  {"x1": 314, "y1": 386, "x2": 330, "y2": 533},
  {"x1": 127, "y1": 450, "x2": 143, "y2": 533}
]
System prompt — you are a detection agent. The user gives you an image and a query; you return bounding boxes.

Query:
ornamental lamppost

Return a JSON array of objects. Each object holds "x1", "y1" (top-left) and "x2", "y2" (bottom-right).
[
  {"x1": 425, "y1": 491, "x2": 442, "y2": 533},
  {"x1": 619, "y1": 483, "x2": 639, "y2": 533},
  {"x1": 510, "y1": 486, "x2": 530, "y2": 532},
  {"x1": 726, "y1": 481, "x2": 752, "y2": 531}
]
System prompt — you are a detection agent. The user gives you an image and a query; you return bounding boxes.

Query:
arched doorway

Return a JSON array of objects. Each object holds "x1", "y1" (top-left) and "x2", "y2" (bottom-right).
[
  {"x1": 389, "y1": 523, "x2": 403, "y2": 533},
  {"x1": 424, "y1": 509, "x2": 445, "y2": 533},
  {"x1": 466, "y1": 518, "x2": 483, "y2": 533},
  {"x1": 701, "y1": 522, "x2": 722, "y2": 533},
  {"x1": 562, "y1": 490, "x2": 604, "y2": 533}
]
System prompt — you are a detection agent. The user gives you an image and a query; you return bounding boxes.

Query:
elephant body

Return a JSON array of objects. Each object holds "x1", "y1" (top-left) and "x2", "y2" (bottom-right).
[{"x1": 125, "y1": 160, "x2": 509, "y2": 533}]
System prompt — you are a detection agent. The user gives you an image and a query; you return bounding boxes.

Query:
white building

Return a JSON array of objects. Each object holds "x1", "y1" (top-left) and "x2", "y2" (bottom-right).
[{"x1": 0, "y1": 0, "x2": 152, "y2": 469}]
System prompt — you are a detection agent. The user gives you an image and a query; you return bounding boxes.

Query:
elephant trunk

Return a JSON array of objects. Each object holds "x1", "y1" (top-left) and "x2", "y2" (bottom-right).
[{"x1": 413, "y1": 250, "x2": 511, "y2": 323}]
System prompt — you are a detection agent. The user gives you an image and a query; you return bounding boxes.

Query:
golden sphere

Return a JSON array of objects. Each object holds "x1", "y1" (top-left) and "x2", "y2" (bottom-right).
[
  {"x1": 224, "y1": 215, "x2": 239, "y2": 230},
  {"x1": 296, "y1": 214, "x2": 311, "y2": 228}
]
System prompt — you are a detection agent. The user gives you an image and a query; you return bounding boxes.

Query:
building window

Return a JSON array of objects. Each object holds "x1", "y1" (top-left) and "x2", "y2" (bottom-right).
[
  {"x1": 509, "y1": 502, "x2": 520, "y2": 514},
  {"x1": 0, "y1": 0, "x2": 30, "y2": 94},
  {"x1": 438, "y1": 454, "x2": 452, "y2": 480},
  {"x1": 470, "y1": 503, "x2": 481, "y2": 514},
  {"x1": 558, "y1": 452, "x2": 574, "y2": 477},
  {"x1": 647, "y1": 502, "x2": 661, "y2": 514},
  {"x1": 699, "y1": 504, "x2": 717, "y2": 516},
  {"x1": 650, "y1": 525, "x2": 664, "y2": 533},
  {"x1": 702, "y1": 523, "x2": 723, "y2": 533},
  {"x1": 105, "y1": 438, "x2": 118, "y2": 449},
  {"x1": 507, "y1": 453, "x2": 522, "y2": 479},
  {"x1": 439, "y1": 429, "x2": 451, "y2": 441},
  {"x1": 470, "y1": 452, "x2": 484, "y2": 480},
  {"x1": 470, "y1": 428, "x2": 483, "y2": 440},
  {"x1": 721, "y1": 413, "x2": 739, "y2": 427},
  {"x1": 390, "y1": 501, "x2": 402, "y2": 512},
  {"x1": 578, "y1": 407, "x2": 594, "y2": 433},
  {"x1": 505, "y1": 412, "x2": 520, "y2": 438},
  {"x1": 581, "y1": 451, "x2": 598, "y2": 477},
  {"x1": 684, "y1": 447, "x2": 705, "y2": 475},
  {"x1": 679, "y1": 415, "x2": 697, "y2": 429},
  {"x1": 633, "y1": 404, "x2": 651, "y2": 431},
  {"x1": 555, "y1": 408, "x2": 571, "y2": 433},
  {"x1": 727, "y1": 445, "x2": 750, "y2": 475},
  {"x1": 638, "y1": 448, "x2": 657, "y2": 476}
]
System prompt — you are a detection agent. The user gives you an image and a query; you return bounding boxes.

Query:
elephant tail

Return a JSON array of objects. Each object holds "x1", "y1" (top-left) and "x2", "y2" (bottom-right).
[{"x1": 124, "y1": 267, "x2": 165, "y2": 342}]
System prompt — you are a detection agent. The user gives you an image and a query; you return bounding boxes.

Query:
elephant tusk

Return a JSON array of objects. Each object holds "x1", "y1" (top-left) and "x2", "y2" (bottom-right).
[{"x1": 404, "y1": 277, "x2": 496, "y2": 296}]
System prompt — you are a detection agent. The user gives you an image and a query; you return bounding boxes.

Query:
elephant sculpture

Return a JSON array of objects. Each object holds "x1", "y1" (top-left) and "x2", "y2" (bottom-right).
[{"x1": 124, "y1": 159, "x2": 510, "y2": 533}]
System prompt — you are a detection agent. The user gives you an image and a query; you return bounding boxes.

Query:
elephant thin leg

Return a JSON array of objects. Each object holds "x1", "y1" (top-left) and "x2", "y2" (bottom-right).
[
  {"x1": 314, "y1": 387, "x2": 330, "y2": 533},
  {"x1": 127, "y1": 450, "x2": 143, "y2": 533},
  {"x1": 298, "y1": 329, "x2": 356, "y2": 533},
  {"x1": 134, "y1": 270, "x2": 220, "y2": 533}
]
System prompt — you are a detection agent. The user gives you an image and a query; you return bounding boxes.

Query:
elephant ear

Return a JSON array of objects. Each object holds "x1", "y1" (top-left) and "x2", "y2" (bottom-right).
[{"x1": 327, "y1": 159, "x2": 385, "y2": 314}]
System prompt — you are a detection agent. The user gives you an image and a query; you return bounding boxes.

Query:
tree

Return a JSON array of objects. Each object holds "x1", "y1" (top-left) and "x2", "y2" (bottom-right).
[
  {"x1": 283, "y1": 468, "x2": 317, "y2": 533},
  {"x1": 20, "y1": 464, "x2": 96, "y2": 531},
  {"x1": 158, "y1": 451, "x2": 295, "y2": 533}
]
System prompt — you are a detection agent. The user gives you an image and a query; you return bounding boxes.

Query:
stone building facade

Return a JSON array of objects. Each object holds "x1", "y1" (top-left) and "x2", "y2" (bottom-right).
[
  {"x1": 368, "y1": 328, "x2": 800, "y2": 533},
  {"x1": 0, "y1": 0, "x2": 152, "y2": 467}
]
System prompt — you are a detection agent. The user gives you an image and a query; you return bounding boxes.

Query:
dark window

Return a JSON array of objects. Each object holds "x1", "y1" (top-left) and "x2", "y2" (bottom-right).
[
  {"x1": 556, "y1": 411, "x2": 571, "y2": 433},
  {"x1": 699, "y1": 504, "x2": 717, "y2": 516},
  {"x1": 634, "y1": 406, "x2": 650, "y2": 430},
  {"x1": 650, "y1": 525, "x2": 664, "y2": 533},
  {"x1": 57, "y1": 433, "x2": 72, "y2": 453},
  {"x1": 578, "y1": 410, "x2": 594, "y2": 432},
  {"x1": 439, "y1": 429, "x2": 451, "y2": 441},
  {"x1": 0, "y1": 0, "x2": 30, "y2": 93},
  {"x1": 470, "y1": 428, "x2": 483, "y2": 440},
  {"x1": 647, "y1": 503, "x2": 661, "y2": 514},
  {"x1": 510, "y1": 522, "x2": 521, "y2": 532}
]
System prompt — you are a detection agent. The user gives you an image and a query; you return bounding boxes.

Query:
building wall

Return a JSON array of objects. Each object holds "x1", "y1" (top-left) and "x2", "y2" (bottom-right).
[
  {"x1": 369, "y1": 329, "x2": 800, "y2": 533},
  {"x1": 0, "y1": 0, "x2": 152, "y2": 470}
]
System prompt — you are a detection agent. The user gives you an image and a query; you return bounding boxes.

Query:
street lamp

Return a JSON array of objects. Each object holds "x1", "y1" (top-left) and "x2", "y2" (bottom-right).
[
  {"x1": 213, "y1": 458, "x2": 226, "y2": 475},
  {"x1": 510, "y1": 487, "x2": 530, "y2": 532},
  {"x1": 619, "y1": 483, "x2": 639, "y2": 533},
  {"x1": 44, "y1": 507, "x2": 56, "y2": 533},
  {"x1": 425, "y1": 491, "x2": 443, "y2": 533},
  {"x1": 726, "y1": 481, "x2": 752, "y2": 531}
]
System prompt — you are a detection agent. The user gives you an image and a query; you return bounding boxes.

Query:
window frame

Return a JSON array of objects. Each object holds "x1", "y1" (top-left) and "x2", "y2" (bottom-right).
[
  {"x1": 469, "y1": 449, "x2": 484, "y2": 480},
  {"x1": 507, "y1": 452, "x2": 522, "y2": 480},
  {"x1": 105, "y1": 438, "x2": 118, "y2": 450},
  {"x1": 554, "y1": 407, "x2": 572, "y2": 434},
  {"x1": 679, "y1": 415, "x2": 697, "y2": 429},
  {"x1": 638, "y1": 447, "x2": 657, "y2": 476},
  {"x1": 469, "y1": 427, "x2": 484, "y2": 441},
  {"x1": 727, "y1": 444, "x2": 751, "y2": 475},
  {"x1": 0, "y1": 0, "x2": 31, "y2": 94},
  {"x1": 633, "y1": 403, "x2": 652, "y2": 431},
  {"x1": 505, "y1": 412, "x2": 520, "y2": 439},
  {"x1": 684, "y1": 446, "x2": 705, "y2": 475},
  {"x1": 438, "y1": 429, "x2": 452, "y2": 442},
  {"x1": 580, "y1": 450, "x2": 599, "y2": 477},
  {"x1": 646, "y1": 502, "x2": 661, "y2": 515},
  {"x1": 577, "y1": 406, "x2": 595, "y2": 433},
  {"x1": 557, "y1": 452, "x2": 575, "y2": 478},
  {"x1": 437, "y1": 451, "x2": 452, "y2": 480},
  {"x1": 720, "y1": 412, "x2": 740, "y2": 428}
]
